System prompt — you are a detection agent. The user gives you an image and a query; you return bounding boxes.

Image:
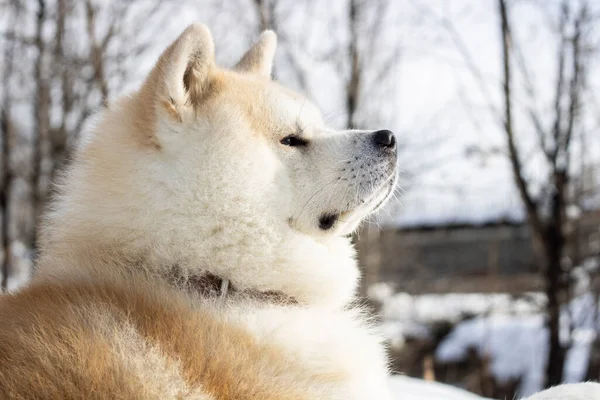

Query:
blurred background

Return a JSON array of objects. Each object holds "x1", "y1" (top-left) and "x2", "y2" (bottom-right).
[{"x1": 1, "y1": 0, "x2": 600, "y2": 398}]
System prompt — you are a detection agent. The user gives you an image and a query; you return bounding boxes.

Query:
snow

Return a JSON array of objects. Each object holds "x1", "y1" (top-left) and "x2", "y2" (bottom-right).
[
  {"x1": 385, "y1": 300, "x2": 596, "y2": 397},
  {"x1": 436, "y1": 315, "x2": 549, "y2": 396},
  {"x1": 521, "y1": 382, "x2": 600, "y2": 400},
  {"x1": 389, "y1": 375, "x2": 488, "y2": 400},
  {"x1": 375, "y1": 258, "x2": 600, "y2": 398},
  {"x1": 390, "y1": 377, "x2": 600, "y2": 400},
  {"x1": 381, "y1": 291, "x2": 545, "y2": 325}
]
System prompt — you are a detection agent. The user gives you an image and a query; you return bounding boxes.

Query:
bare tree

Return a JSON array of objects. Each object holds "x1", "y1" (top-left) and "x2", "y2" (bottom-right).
[
  {"x1": 33, "y1": 0, "x2": 50, "y2": 222},
  {"x1": 1, "y1": 1, "x2": 31, "y2": 291},
  {"x1": 412, "y1": 0, "x2": 596, "y2": 387},
  {"x1": 0, "y1": 0, "x2": 176, "y2": 289},
  {"x1": 497, "y1": 0, "x2": 593, "y2": 386},
  {"x1": 252, "y1": 0, "x2": 277, "y2": 33},
  {"x1": 346, "y1": 0, "x2": 361, "y2": 129},
  {"x1": 345, "y1": 0, "x2": 400, "y2": 130}
]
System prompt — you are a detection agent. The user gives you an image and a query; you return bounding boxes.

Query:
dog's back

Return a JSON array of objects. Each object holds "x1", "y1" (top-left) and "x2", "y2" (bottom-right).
[{"x1": 0, "y1": 275, "x2": 333, "y2": 399}]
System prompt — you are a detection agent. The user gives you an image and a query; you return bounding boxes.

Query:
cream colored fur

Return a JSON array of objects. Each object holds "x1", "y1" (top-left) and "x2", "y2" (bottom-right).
[{"x1": 27, "y1": 24, "x2": 396, "y2": 399}]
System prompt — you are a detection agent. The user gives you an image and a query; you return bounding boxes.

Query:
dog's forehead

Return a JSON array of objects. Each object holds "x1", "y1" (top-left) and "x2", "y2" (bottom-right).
[
  {"x1": 212, "y1": 72, "x2": 324, "y2": 138},
  {"x1": 269, "y1": 85, "x2": 321, "y2": 123},
  {"x1": 252, "y1": 80, "x2": 323, "y2": 128}
]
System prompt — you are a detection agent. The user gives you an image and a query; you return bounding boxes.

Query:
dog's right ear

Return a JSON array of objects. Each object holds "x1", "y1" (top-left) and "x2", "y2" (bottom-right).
[
  {"x1": 234, "y1": 30, "x2": 277, "y2": 77},
  {"x1": 149, "y1": 24, "x2": 216, "y2": 112}
]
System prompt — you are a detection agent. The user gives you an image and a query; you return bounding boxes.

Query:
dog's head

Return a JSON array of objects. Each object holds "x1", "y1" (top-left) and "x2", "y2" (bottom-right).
[
  {"x1": 144, "y1": 25, "x2": 397, "y2": 238},
  {"x1": 41, "y1": 25, "x2": 397, "y2": 307}
]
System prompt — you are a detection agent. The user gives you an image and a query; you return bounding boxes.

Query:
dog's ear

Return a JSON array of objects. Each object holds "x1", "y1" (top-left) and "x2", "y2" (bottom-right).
[
  {"x1": 234, "y1": 30, "x2": 277, "y2": 77},
  {"x1": 150, "y1": 24, "x2": 216, "y2": 108}
]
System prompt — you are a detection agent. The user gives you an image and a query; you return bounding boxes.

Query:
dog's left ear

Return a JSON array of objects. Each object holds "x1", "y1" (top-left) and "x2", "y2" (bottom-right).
[
  {"x1": 234, "y1": 31, "x2": 277, "y2": 77},
  {"x1": 144, "y1": 23, "x2": 216, "y2": 110}
]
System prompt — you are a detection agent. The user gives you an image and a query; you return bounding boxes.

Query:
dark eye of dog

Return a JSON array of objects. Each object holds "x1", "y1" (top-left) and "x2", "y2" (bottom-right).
[{"x1": 280, "y1": 135, "x2": 308, "y2": 147}]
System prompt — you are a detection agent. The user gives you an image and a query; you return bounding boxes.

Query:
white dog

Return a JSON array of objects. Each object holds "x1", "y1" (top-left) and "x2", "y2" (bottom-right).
[{"x1": 0, "y1": 24, "x2": 396, "y2": 399}]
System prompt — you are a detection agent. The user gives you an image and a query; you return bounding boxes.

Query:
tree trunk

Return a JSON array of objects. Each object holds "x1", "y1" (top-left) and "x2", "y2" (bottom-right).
[
  {"x1": 544, "y1": 242, "x2": 565, "y2": 386},
  {"x1": 85, "y1": 0, "x2": 109, "y2": 102},
  {"x1": 0, "y1": 109, "x2": 10, "y2": 291},
  {"x1": 544, "y1": 172, "x2": 568, "y2": 386},
  {"x1": 33, "y1": 0, "x2": 50, "y2": 244},
  {"x1": 1, "y1": 3, "x2": 19, "y2": 290},
  {"x1": 346, "y1": 0, "x2": 360, "y2": 129},
  {"x1": 497, "y1": 0, "x2": 567, "y2": 387},
  {"x1": 252, "y1": 0, "x2": 277, "y2": 78},
  {"x1": 48, "y1": 0, "x2": 71, "y2": 198},
  {"x1": 253, "y1": 0, "x2": 271, "y2": 32}
]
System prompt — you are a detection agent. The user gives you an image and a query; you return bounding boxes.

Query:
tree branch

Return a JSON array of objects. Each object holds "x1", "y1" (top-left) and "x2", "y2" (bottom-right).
[
  {"x1": 498, "y1": 0, "x2": 544, "y2": 240},
  {"x1": 560, "y1": 3, "x2": 587, "y2": 172},
  {"x1": 84, "y1": 0, "x2": 109, "y2": 102}
]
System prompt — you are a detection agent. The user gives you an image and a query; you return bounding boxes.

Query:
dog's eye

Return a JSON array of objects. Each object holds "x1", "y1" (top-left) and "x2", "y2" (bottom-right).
[{"x1": 280, "y1": 135, "x2": 308, "y2": 147}]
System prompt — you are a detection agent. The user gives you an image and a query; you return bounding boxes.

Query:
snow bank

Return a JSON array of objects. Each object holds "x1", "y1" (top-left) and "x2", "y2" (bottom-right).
[
  {"x1": 381, "y1": 291, "x2": 545, "y2": 324},
  {"x1": 388, "y1": 375, "x2": 600, "y2": 400},
  {"x1": 434, "y1": 284, "x2": 598, "y2": 396},
  {"x1": 389, "y1": 375, "x2": 488, "y2": 400},
  {"x1": 522, "y1": 382, "x2": 600, "y2": 400},
  {"x1": 436, "y1": 315, "x2": 548, "y2": 396},
  {"x1": 375, "y1": 259, "x2": 600, "y2": 397}
]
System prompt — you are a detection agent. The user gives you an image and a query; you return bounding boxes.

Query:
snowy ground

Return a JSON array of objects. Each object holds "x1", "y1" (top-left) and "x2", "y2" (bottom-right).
[
  {"x1": 389, "y1": 375, "x2": 488, "y2": 400},
  {"x1": 375, "y1": 258, "x2": 600, "y2": 398}
]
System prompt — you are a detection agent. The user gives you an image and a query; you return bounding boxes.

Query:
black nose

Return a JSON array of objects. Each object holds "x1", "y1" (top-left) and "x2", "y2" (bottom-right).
[{"x1": 372, "y1": 129, "x2": 396, "y2": 149}]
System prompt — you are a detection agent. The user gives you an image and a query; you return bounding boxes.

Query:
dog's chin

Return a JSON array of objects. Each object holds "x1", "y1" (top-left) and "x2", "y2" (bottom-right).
[
  {"x1": 335, "y1": 174, "x2": 397, "y2": 236},
  {"x1": 290, "y1": 173, "x2": 397, "y2": 238}
]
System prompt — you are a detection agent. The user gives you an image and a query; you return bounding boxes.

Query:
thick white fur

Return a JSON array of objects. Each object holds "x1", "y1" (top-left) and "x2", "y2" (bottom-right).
[{"x1": 35, "y1": 24, "x2": 396, "y2": 398}]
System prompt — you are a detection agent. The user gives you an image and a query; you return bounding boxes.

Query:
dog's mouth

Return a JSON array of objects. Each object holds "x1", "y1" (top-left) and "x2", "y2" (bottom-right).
[
  {"x1": 369, "y1": 174, "x2": 397, "y2": 213},
  {"x1": 318, "y1": 172, "x2": 397, "y2": 234}
]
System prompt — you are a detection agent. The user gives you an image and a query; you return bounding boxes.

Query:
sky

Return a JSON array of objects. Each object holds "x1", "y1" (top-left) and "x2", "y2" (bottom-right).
[{"x1": 384, "y1": 0, "x2": 600, "y2": 227}]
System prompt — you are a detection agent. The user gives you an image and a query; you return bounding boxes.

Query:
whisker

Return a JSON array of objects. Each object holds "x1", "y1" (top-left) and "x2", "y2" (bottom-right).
[{"x1": 294, "y1": 176, "x2": 344, "y2": 223}]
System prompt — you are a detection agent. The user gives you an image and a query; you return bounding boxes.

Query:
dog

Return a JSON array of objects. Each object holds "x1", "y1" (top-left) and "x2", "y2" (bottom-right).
[
  {"x1": 2, "y1": 23, "x2": 595, "y2": 400},
  {"x1": 0, "y1": 24, "x2": 397, "y2": 399}
]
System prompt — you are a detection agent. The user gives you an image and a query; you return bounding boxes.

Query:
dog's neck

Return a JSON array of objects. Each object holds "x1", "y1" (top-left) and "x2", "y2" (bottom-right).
[
  {"x1": 37, "y1": 210, "x2": 359, "y2": 308},
  {"x1": 164, "y1": 268, "x2": 298, "y2": 306},
  {"x1": 36, "y1": 247, "x2": 299, "y2": 306}
]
